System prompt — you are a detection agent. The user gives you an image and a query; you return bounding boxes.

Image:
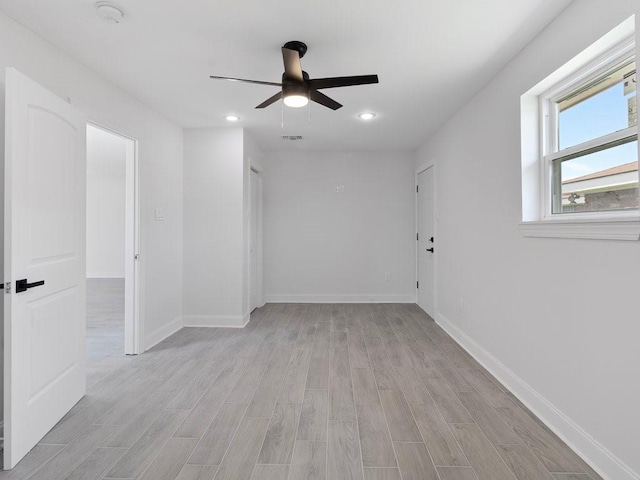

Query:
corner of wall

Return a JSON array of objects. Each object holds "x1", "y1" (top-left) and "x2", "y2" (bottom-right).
[
  {"x1": 434, "y1": 310, "x2": 638, "y2": 480},
  {"x1": 144, "y1": 316, "x2": 183, "y2": 351}
]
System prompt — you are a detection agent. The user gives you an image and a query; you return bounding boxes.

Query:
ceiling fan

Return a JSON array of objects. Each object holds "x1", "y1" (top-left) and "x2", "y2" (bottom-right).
[{"x1": 210, "y1": 41, "x2": 379, "y2": 110}]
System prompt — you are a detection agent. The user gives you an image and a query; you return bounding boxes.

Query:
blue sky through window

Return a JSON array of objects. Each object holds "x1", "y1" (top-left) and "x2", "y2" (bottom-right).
[{"x1": 559, "y1": 82, "x2": 637, "y2": 180}]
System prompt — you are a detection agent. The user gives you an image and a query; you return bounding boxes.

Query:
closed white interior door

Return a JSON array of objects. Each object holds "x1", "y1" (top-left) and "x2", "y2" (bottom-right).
[
  {"x1": 417, "y1": 167, "x2": 435, "y2": 316},
  {"x1": 4, "y1": 68, "x2": 87, "y2": 469},
  {"x1": 249, "y1": 170, "x2": 259, "y2": 311}
]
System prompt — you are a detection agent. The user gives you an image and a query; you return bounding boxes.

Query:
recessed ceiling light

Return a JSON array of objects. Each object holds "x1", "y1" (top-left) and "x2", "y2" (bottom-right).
[
  {"x1": 358, "y1": 112, "x2": 376, "y2": 120},
  {"x1": 224, "y1": 115, "x2": 241, "y2": 122},
  {"x1": 96, "y1": 2, "x2": 124, "y2": 23}
]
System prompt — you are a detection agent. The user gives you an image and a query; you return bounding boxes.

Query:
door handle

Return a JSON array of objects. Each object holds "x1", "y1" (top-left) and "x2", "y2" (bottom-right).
[
  {"x1": 16, "y1": 279, "x2": 45, "y2": 293},
  {"x1": 429, "y1": 237, "x2": 434, "y2": 243},
  {"x1": 426, "y1": 248, "x2": 434, "y2": 253}
]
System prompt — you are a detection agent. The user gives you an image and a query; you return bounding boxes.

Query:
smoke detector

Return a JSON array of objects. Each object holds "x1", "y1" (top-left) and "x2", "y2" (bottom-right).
[{"x1": 96, "y1": 2, "x2": 124, "y2": 23}]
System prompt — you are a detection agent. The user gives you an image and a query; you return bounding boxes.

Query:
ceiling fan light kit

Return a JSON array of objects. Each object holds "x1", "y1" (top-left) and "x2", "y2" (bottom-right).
[
  {"x1": 283, "y1": 94, "x2": 309, "y2": 108},
  {"x1": 210, "y1": 40, "x2": 379, "y2": 111},
  {"x1": 282, "y1": 82, "x2": 309, "y2": 108}
]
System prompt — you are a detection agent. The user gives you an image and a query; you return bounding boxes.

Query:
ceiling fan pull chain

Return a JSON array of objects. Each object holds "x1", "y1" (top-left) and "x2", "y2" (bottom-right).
[
  {"x1": 308, "y1": 98, "x2": 311, "y2": 124},
  {"x1": 281, "y1": 103, "x2": 284, "y2": 129}
]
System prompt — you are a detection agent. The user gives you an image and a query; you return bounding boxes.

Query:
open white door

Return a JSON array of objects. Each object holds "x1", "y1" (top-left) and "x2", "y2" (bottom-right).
[
  {"x1": 417, "y1": 167, "x2": 435, "y2": 316},
  {"x1": 4, "y1": 68, "x2": 87, "y2": 469}
]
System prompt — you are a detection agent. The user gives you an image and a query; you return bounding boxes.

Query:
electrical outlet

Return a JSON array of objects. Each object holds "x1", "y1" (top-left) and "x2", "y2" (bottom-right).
[
  {"x1": 384, "y1": 272, "x2": 391, "y2": 283},
  {"x1": 334, "y1": 185, "x2": 345, "y2": 193},
  {"x1": 155, "y1": 208, "x2": 165, "y2": 221}
]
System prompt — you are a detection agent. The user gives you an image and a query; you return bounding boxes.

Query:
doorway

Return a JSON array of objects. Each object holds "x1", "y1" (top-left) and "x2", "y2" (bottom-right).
[
  {"x1": 417, "y1": 166, "x2": 436, "y2": 316},
  {"x1": 85, "y1": 124, "x2": 138, "y2": 373},
  {"x1": 249, "y1": 169, "x2": 262, "y2": 312}
]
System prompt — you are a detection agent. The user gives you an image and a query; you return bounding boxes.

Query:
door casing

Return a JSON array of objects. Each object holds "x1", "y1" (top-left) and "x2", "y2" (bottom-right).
[{"x1": 249, "y1": 167, "x2": 263, "y2": 312}]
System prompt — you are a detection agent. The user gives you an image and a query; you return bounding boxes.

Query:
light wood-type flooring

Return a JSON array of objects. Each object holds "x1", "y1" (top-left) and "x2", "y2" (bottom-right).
[
  {"x1": 85, "y1": 278, "x2": 130, "y2": 387},
  {"x1": 1, "y1": 303, "x2": 603, "y2": 480}
]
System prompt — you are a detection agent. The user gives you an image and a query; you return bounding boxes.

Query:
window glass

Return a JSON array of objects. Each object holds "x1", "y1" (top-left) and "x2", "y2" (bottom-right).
[
  {"x1": 557, "y1": 60, "x2": 636, "y2": 150},
  {"x1": 554, "y1": 140, "x2": 639, "y2": 213}
]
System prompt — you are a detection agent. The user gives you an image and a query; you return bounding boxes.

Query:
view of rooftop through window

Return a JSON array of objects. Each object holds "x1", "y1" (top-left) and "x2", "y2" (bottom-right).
[{"x1": 554, "y1": 58, "x2": 639, "y2": 213}]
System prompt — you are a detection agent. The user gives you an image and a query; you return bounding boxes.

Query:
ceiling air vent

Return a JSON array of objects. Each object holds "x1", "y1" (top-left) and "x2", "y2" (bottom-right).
[{"x1": 281, "y1": 135, "x2": 303, "y2": 141}]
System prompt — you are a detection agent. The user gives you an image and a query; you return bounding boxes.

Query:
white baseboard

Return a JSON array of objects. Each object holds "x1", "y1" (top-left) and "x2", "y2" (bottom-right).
[
  {"x1": 144, "y1": 316, "x2": 183, "y2": 351},
  {"x1": 86, "y1": 273, "x2": 125, "y2": 279},
  {"x1": 183, "y1": 314, "x2": 249, "y2": 328},
  {"x1": 264, "y1": 294, "x2": 416, "y2": 304},
  {"x1": 434, "y1": 311, "x2": 638, "y2": 480},
  {"x1": 144, "y1": 313, "x2": 251, "y2": 349}
]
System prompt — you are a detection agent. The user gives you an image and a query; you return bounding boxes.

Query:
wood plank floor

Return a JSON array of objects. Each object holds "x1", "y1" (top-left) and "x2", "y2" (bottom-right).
[
  {"x1": 1, "y1": 303, "x2": 603, "y2": 480},
  {"x1": 85, "y1": 278, "x2": 131, "y2": 387}
]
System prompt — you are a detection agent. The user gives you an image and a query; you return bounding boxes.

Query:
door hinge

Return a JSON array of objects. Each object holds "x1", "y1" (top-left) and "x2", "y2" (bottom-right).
[
  {"x1": 3, "y1": 281, "x2": 11, "y2": 294},
  {"x1": 416, "y1": 233, "x2": 419, "y2": 241},
  {"x1": 416, "y1": 281, "x2": 419, "y2": 289},
  {"x1": 416, "y1": 185, "x2": 419, "y2": 193}
]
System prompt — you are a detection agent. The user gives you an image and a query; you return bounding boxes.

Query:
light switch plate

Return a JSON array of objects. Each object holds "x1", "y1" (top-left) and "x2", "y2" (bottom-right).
[{"x1": 155, "y1": 208, "x2": 165, "y2": 221}]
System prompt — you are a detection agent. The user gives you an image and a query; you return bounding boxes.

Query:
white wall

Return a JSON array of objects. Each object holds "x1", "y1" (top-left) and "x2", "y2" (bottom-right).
[
  {"x1": 263, "y1": 151, "x2": 416, "y2": 303},
  {"x1": 182, "y1": 128, "x2": 249, "y2": 326},
  {"x1": 0, "y1": 11, "x2": 184, "y2": 349},
  {"x1": 416, "y1": 1, "x2": 640, "y2": 479},
  {"x1": 86, "y1": 125, "x2": 126, "y2": 278}
]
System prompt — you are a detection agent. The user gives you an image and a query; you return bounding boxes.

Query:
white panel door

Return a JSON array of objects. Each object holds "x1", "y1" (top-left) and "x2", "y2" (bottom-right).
[
  {"x1": 417, "y1": 167, "x2": 435, "y2": 316},
  {"x1": 4, "y1": 68, "x2": 87, "y2": 469},
  {"x1": 249, "y1": 170, "x2": 259, "y2": 311}
]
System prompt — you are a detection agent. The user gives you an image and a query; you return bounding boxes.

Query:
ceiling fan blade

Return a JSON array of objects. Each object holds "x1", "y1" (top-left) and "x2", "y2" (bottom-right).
[
  {"x1": 310, "y1": 90, "x2": 342, "y2": 110},
  {"x1": 281, "y1": 47, "x2": 304, "y2": 82},
  {"x1": 308, "y1": 74, "x2": 379, "y2": 90},
  {"x1": 210, "y1": 75, "x2": 282, "y2": 87},
  {"x1": 255, "y1": 91, "x2": 283, "y2": 109}
]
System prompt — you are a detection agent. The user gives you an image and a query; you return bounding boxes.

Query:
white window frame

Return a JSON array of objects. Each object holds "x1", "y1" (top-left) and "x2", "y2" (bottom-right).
[
  {"x1": 540, "y1": 37, "x2": 638, "y2": 221},
  {"x1": 520, "y1": 16, "x2": 640, "y2": 241}
]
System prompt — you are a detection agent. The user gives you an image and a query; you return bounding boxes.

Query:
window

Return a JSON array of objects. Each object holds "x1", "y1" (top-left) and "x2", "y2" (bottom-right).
[
  {"x1": 541, "y1": 40, "x2": 639, "y2": 217},
  {"x1": 520, "y1": 17, "x2": 640, "y2": 241}
]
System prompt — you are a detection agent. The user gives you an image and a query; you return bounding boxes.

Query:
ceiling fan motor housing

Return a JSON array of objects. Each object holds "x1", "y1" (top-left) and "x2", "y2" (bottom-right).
[
  {"x1": 282, "y1": 71, "x2": 310, "y2": 97},
  {"x1": 283, "y1": 83, "x2": 309, "y2": 98}
]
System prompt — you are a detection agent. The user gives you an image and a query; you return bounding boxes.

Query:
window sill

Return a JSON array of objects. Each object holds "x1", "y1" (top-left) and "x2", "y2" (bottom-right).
[{"x1": 520, "y1": 217, "x2": 640, "y2": 240}]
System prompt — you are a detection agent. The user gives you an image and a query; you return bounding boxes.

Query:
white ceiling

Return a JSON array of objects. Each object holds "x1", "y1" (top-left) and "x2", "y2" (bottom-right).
[{"x1": 0, "y1": 0, "x2": 572, "y2": 152}]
